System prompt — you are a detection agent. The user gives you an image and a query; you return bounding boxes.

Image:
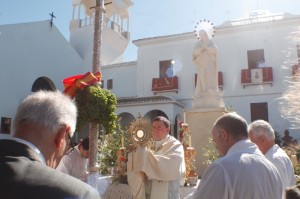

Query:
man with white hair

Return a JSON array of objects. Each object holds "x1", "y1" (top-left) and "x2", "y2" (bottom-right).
[
  {"x1": 248, "y1": 120, "x2": 295, "y2": 188},
  {"x1": 0, "y1": 91, "x2": 100, "y2": 199}
]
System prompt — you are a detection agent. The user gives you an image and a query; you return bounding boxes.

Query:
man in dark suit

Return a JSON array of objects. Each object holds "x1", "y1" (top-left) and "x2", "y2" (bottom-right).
[{"x1": 0, "y1": 90, "x2": 100, "y2": 199}]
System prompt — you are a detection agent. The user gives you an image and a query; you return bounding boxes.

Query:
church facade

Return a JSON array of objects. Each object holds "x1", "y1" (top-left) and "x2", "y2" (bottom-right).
[{"x1": 101, "y1": 11, "x2": 300, "y2": 139}]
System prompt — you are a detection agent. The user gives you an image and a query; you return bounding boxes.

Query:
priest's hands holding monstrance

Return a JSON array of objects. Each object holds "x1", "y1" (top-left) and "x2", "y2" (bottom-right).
[{"x1": 126, "y1": 116, "x2": 186, "y2": 199}]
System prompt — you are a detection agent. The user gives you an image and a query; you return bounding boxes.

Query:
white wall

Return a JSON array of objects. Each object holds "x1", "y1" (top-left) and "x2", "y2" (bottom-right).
[
  {"x1": 0, "y1": 21, "x2": 84, "y2": 120},
  {"x1": 102, "y1": 61, "x2": 137, "y2": 98},
  {"x1": 125, "y1": 14, "x2": 300, "y2": 135}
]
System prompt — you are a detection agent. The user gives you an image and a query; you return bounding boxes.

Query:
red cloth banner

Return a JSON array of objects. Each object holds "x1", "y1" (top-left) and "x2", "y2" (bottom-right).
[{"x1": 63, "y1": 71, "x2": 102, "y2": 98}]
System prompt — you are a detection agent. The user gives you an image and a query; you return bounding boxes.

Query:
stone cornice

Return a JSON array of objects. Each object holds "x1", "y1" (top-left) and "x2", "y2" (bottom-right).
[{"x1": 117, "y1": 96, "x2": 185, "y2": 107}]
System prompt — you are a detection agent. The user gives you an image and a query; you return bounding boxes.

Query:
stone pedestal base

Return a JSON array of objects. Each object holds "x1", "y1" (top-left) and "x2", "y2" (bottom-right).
[
  {"x1": 185, "y1": 107, "x2": 226, "y2": 177},
  {"x1": 192, "y1": 94, "x2": 224, "y2": 109}
]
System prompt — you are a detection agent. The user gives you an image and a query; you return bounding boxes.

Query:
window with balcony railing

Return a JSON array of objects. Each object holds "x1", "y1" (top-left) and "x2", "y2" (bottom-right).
[
  {"x1": 159, "y1": 60, "x2": 174, "y2": 78},
  {"x1": 247, "y1": 49, "x2": 265, "y2": 69},
  {"x1": 152, "y1": 76, "x2": 178, "y2": 93},
  {"x1": 241, "y1": 67, "x2": 273, "y2": 87}
]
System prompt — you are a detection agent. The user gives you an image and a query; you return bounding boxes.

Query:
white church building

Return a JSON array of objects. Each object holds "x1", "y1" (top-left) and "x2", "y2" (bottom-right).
[
  {"x1": 1, "y1": 0, "x2": 300, "y2": 143},
  {"x1": 102, "y1": 11, "x2": 300, "y2": 140}
]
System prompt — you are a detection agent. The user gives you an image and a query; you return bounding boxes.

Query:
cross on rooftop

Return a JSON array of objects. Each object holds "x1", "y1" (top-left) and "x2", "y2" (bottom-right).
[{"x1": 49, "y1": 12, "x2": 56, "y2": 27}]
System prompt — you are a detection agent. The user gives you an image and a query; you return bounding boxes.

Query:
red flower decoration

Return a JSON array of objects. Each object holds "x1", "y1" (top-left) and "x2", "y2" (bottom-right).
[{"x1": 118, "y1": 156, "x2": 126, "y2": 162}]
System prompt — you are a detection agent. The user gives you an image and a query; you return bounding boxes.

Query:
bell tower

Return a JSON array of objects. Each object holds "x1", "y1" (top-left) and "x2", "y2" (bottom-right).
[{"x1": 69, "y1": 0, "x2": 133, "y2": 66}]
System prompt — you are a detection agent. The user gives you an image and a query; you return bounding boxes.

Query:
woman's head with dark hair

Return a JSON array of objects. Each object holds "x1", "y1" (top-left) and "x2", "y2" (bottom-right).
[
  {"x1": 286, "y1": 185, "x2": 300, "y2": 199},
  {"x1": 80, "y1": 137, "x2": 89, "y2": 151},
  {"x1": 78, "y1": 137, "x2": 89, "y2": 158}
]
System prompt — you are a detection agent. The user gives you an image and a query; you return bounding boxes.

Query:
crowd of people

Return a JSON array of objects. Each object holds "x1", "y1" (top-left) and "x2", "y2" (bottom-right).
[
  {"x1": 186, "y1": 113, "x2": 285, "y2": 199},
  {"x1": 0, "y1": 90, "x2": 299, "y2": 199}
]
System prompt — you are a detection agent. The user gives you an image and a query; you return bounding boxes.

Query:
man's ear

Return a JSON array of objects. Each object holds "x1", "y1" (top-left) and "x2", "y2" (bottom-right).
[
  {"x1": 259, "y1": 135, "x2": 266, "y2": 143},
  {"x1": 54, "y1": 125, "x2": 69, "y2": 148},
  {"x1": 219, "y1": 129, "x2": 228, "y2": 140}
]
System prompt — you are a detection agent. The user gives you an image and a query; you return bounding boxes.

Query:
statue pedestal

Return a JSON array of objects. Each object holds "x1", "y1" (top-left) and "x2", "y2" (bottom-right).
[
  {"x1": 192, "y1": 94, "x2": 224, "y2": 109},
  {"x1": 185, "y1": 107, "x2": 225, "y2": 177}
]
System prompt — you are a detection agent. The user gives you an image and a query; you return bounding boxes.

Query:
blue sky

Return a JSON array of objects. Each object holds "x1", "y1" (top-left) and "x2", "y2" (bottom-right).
[{"x1": 1, "y1": 0, "x2": 300, "y2": 61}]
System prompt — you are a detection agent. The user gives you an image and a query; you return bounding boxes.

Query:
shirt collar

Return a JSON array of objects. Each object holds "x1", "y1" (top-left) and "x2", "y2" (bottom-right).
[
  {"x1": 155, "y1": 135, "x2": 170, "y2": 147},
  {"x1": 265, "y1": 144, "x2": 279, "y2": 157},
  {"x1": 226, "y1": 139, "x2": 263, "y2": 157},
  {"x1": 0, "y1": 134, "x2": 12, "y2": 139},
  {"x1": 0, "y1": 135, "x2": 46, "y2": 165}
]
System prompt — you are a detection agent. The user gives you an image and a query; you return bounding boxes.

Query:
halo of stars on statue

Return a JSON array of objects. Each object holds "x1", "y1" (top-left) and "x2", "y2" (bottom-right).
[{"x1": 194, "y1": 19, "x2": 216, "y2": 40}]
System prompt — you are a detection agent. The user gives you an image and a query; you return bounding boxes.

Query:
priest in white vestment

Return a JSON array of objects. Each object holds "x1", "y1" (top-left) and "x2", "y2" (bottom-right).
[
  {"x1": 186, "y1": 113, "x2": 283, "y2": 199},
  {"x1": 127, "y1": 116, "x2": 185, "y2": 199},
  {"x1": 248, "y1": 120, "x2": 295, "y2": 188}
]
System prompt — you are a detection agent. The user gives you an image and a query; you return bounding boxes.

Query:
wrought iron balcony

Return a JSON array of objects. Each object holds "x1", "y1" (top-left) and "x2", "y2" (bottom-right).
[
  {"x1": 241, "y1": 67, "x2": 273, "y2": 88},
  {"x1": 151, "y1": 72, "x2": 224, "y2": 94},
  {"x1": 152, "y1": 76, "x2": 178, "y2": 94}
]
